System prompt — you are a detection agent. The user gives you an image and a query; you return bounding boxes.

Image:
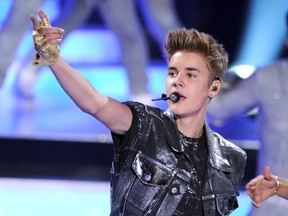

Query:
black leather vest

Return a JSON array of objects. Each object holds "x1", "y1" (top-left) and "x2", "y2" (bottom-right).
[{"x1": 110, "y1": 102, "x2": 247, "y2": 216}]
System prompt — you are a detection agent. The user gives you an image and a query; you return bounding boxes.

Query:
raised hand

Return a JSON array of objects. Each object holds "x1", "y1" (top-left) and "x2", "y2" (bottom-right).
[
  {"x1": 30, "y1": 9, "x2": 64, "y2": 66},
  {"x1": 245, "y1": 166, "x2": 279, "y2": 207}
]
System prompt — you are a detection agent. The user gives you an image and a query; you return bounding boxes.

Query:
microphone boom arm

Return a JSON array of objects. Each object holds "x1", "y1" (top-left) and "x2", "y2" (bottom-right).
[{"x1": 152, "y1": 92, "x2": 180, "y2": 102}]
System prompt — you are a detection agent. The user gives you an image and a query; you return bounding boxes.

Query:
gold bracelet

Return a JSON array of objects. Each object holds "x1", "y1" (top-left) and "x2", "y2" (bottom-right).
[{"x1": 273, "y1": 176, "x2": 280, "y2": 195}]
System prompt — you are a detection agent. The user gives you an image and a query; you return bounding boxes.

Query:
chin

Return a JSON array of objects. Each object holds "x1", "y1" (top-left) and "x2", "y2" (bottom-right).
[{"x1": 169, "y1": 105, "x2": 182, "y2": 116}]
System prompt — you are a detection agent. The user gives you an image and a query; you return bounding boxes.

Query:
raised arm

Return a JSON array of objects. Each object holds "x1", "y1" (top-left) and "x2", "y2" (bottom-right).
[
  {"x1": 30, "y1": 9, "x2": 132, "y2": 134},
  {"x1": 246, "y1": 166, "x2": 288, "y2": 208}
]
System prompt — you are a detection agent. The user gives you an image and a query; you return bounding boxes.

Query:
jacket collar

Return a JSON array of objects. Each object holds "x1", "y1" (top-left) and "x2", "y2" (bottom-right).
[
  {"x1": 204, "y1": 123, "x2": 232, "y2": 172},
  {"x1": 163, "y1": 108, "x2": 232, "y2": 172},
  {"x1": 162, "y1": 109, "x2": 184, "y2": 152}
]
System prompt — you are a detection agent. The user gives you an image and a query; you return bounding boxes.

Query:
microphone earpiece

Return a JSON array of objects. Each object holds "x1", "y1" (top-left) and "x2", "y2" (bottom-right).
[{"x1": 211, "y1": 76, "x2": 221, "y2": 91}]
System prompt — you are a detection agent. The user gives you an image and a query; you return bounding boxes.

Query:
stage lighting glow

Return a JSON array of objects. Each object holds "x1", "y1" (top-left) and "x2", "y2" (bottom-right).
[
  {"x1": 0, "y1": 1, "x2": 12, "y2": 26},
  {"x1": 228, "y1": 64, "x2": 256, "y2": 79},
  {"x1": 235, "y1": 0, "x2": 288, "y2": 67}
]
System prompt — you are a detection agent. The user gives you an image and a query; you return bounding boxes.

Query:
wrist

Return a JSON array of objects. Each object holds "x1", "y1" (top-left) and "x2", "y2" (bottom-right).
[{"x1": 273, "y1": 176, "x2": 280, "y2": 195}]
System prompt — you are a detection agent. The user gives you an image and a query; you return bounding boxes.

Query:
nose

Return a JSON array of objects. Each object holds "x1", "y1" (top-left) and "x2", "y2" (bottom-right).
[{"x1": 172, "y1": 74, "x2": 184, "y2": 87}]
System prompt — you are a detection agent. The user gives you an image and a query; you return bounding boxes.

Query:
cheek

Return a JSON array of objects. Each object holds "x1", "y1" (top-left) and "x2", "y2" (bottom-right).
[
  {"x1": 165, "y1": 78, "x2": 173, "y2": 89},
  {"x1": 188, "y1": 85, "x2": 209, "y2": 98}
]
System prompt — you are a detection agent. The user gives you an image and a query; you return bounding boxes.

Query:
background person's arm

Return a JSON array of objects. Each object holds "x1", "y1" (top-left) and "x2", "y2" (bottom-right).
[{"x1": 207, "y1": 72, "x2": 258, "y2": 122}]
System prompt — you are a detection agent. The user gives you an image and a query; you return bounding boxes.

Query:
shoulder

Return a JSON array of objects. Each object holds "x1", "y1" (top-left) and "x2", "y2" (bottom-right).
[
  {"x1": 212, "y1": 132, "x2": 247, "y2": 177},
  {"x1": 125, "y1": 101, "x2": 164, "y2": 121},
  {"x1": 213, "y1": 131, "x2": 247, "y2": 160}
]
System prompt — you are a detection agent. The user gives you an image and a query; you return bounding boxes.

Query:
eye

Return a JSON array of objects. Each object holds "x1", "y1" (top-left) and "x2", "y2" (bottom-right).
[
  {"x1": 168, "y1": 71, "x2": 177, "y2": 77},
  {"x1": 187, "y1": 73, "x2": 196, "y2": 78}
]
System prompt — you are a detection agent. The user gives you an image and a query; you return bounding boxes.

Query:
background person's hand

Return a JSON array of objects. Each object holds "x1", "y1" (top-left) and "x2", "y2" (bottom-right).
[{"x1": 245, "y1": 166, "x2": 278, "y2": 207}]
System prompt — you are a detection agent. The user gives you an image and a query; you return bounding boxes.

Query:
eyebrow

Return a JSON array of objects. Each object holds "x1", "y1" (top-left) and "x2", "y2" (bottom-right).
[
  {"x1": 186, "y1": 67, "x2": 200, "y2": 72},
  {"x1": 168, "y1": 66, "x2": 200, "y2": 72}
]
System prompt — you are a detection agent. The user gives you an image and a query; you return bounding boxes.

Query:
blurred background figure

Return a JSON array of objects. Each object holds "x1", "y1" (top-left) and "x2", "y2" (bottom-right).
[
  {"x1": 0, "y1": 0, "x2": 182, "y2": 103},
  {"x1": 137, "y1": 0, "x2": 182, "y2": 51},
  {"x1": 0, "y1": 0, "x2": 44, "y2": 99},
  {"x1": 207, "y1": 12, "x2": 288, "y2": 216},
  {"x1": 98, "y1": 0, "x2": 183, "y2": 102}
]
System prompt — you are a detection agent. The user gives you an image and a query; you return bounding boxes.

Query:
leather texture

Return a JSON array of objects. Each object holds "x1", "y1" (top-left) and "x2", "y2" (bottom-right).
[{"x1": 110, "y1": 102, "x2": 247, "y2": 216}]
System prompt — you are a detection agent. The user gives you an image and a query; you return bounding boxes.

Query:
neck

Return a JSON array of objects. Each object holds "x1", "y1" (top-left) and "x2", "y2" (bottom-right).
[{"x1": 176, "y1": 117, "x2": 204, "y2": 138}]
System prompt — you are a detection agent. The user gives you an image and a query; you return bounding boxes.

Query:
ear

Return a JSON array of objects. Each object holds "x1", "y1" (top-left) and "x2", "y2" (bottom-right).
[{"x1": 208, "y1": 80, "x2": 221, "y2": 98}]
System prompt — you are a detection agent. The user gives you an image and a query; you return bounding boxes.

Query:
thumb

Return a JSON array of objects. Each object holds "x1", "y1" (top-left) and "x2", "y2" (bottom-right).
[{"x1": 263, "y1": 166, "x2": 273, "y2": 181}]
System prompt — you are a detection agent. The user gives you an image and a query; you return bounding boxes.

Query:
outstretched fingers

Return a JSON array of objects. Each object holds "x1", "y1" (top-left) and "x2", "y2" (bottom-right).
[
  {"x1": 38, "y1": 9, "x2": 51, "y2": 27},
  {"x1": 245, "y1": 176, "x2": 261, "y2": 208},
  {"x1": 30, "y1": 14, "x2": 40, "y2": 30},
  {"x1": 37, "y1": 9, "x2": 48, "y2": 19},
  {"x1": 30, "y1": 9, "x2": 48, "y2": 29},
  {"x1": 31, "y1": 9, "x2": 65, "y2": 45}
]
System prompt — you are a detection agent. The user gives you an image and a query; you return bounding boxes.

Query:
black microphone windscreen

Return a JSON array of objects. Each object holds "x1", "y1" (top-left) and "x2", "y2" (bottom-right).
[{"x1": 169, "y1": 92, "x2": 180, "y2": 102}]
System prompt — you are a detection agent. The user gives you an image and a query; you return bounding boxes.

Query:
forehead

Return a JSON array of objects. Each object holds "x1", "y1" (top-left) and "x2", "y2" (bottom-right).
[{"x1": 168, "y1": 51, "x2": 209, "y2": 73}]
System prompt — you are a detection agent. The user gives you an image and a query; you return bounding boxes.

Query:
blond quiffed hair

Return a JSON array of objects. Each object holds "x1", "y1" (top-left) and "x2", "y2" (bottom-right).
[{"x1": 164, "y1": 28, "x2": 228, "y2": 82}]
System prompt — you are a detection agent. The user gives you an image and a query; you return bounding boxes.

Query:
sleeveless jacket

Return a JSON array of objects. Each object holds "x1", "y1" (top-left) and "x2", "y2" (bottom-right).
[{"x1": 110, "y1": 102, "x2": 247, "y2": 216}]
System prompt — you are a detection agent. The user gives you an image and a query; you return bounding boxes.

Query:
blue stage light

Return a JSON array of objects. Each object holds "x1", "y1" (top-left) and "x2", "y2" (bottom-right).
[{"x1": 234, "y1": 0, "x2": 288, "y2": 68}]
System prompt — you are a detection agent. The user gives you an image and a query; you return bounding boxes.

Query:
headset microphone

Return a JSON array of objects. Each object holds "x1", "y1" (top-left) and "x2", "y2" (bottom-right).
[{"x1": 152, "y1": 92, "x2": 181, "y2": 102}]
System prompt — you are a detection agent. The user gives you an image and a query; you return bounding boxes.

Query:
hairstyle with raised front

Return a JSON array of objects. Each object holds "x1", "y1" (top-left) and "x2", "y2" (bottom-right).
[{"x1": 164, "y1": 28, "x2": 228, "y2": 82}]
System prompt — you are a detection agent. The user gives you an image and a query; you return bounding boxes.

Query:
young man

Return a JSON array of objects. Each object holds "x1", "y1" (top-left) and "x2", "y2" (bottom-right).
[{"x1": 30, "y1": 9, "x2": 246, "y2": 215}]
